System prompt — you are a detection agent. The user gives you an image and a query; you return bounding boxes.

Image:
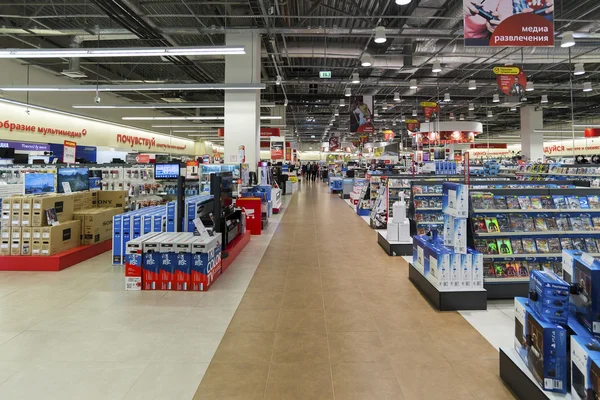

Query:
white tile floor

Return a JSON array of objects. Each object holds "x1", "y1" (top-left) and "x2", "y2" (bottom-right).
[{"x1": 0, "y1": 195, "x2": 292, "y2": 400}]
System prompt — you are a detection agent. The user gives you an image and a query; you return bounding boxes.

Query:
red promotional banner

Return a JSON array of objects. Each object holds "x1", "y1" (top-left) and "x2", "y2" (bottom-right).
[
  {"x1": 470, "y1": 143, "x2": 507, "y2": 149},
  {"x1": 420, "y1": 102, "x2": 439, "y2": 120},
  {"x1": 416, "y1": 131, "x2": 475, "y2": 145},
  {"x1": 383, "y1": 130, "x2": 395, "y2": 141},
  {"x1": 585, "y1": 128, "x2": 600, "y2": 138},
  {"x1": 359, "y1": 135, "x2": 369, "y2": 144},
  {"x1": 405, "y1": 119, "x2": 420, "y2": 133},
  {"x1": 464, "y1": 0, "x2": 554, "y2": 47},
  {"x1": 135, "y1": 154, "x2": 150, "y2": 163},
  {"x1": 270, "y1": 141, "x2": 284, "y2": 159},
  {"x1": 494, "y1": 66, "x2": 527, "y2": 100},
  {"x1": 329, "y1": 133, "x2": 341, "y2": 152}
]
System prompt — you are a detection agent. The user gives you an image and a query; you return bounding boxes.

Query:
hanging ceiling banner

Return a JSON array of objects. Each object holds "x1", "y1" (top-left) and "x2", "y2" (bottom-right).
[
  {"x1": 405, "y1": 119, "x2": 420, "y2": 133},
  {"x1": 420, "y1": 102, "x2": 439, "y2": 121},
  {"x1": 383, "y1": 130, "x2": 395, "y2": 141},
  {"x1": 463, "y1": 0, "x2": 554, "y2": 47},
  {"x1": 329, "y1": 132, "x2": 341, "y2": 152},
  {"x1": 494, "y1": 66, "x2": 527, "y2": 100},
  {"x1": 350, "y1": 95, "x2": 375, "y2": 133}
]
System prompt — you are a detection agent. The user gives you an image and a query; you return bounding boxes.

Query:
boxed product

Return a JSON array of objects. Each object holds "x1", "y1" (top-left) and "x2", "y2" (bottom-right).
[
  {"x1": 9, "y1": 234, "x2": 20, "y2": 255},
  {"x1": 159, "y1": 233, "x2": 187, "y2": 290},
  {"x1": 525, "y1": 307, "x2": 568, "y2": 393},
  {"x1": 173, "y1": 235, "x2": 198, "y2": 291},
  {"x1": 442, "y1": 182, "x2": 469, "y2": 218},
  {"x1": 20, "y1": 227, "x2": 31, "y2": 256},
  {"x1": 142, "y1": 232, "x2": 170, "y2": 290},
  {"x1": 460, "y1": 253, "x2": 473, "y2": 289},
  {"x1": 514, "y1": 297, "x2": 530, "y2": 364},
  {"x1": 124, "y1": 232, "x2": 163, "y2": 291},
  {"x1": 468, "y1": 248, "x2": 484, "y2": 289},
  {"x1": 191, "y1": 233, "x2": 222, "y2": 291},
  {"x1": 74, "y1": 207, "x2": 122, "y2": 245},
  {"x1": 31, "y1": 194, "x2": 74, "y2": 226},
  {"x1": 563, "y1": 249, "x2": 584, "y2": 283},
  {"x1": 1, "y1": 210, "x2": 9, "y2": 226},
  {"x1": 528, "y1": 269, "x2": 569, "y2": 325},
  {"x1": 97, "y1": 190, "x2": 128, "y2": 210},
  {"x1": 569, "y1": 252, "x2": 600, "y2": 336},
  {"x1": 571, "y1": 335, "x2": 600, "y2": 400},
  {"x1": 71, "y1": 191, "x2": 93, "y2": 211},
  {"x1": 426, "y1": 242, "x2": 451, "y2": 290},
  {"x1": 412, "y1": 235, "x2": 428, "y2": 274},
  {"x1": 39, "y1": 220, "x2": 81, "y2": 256},
  {"x1": 10, "y1": 211, "x2": 20, "y2": 227}
]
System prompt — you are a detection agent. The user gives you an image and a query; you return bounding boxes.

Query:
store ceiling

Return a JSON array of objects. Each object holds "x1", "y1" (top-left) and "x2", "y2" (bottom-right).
[{"x1": 0, "y1": 0, "x2": 599, "y2": 144}]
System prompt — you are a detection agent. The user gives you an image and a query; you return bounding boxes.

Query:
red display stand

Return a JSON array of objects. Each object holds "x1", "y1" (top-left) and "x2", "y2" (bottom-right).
[
  {"x1": 0, "y1": 240, "x2": 112, "y2": 272},
  {"x1": 235, "y1": 198, "x2": 262, "y2": 235},
  {"x1": 221, "y1": 230, "x2": 251, "y2": 273}
]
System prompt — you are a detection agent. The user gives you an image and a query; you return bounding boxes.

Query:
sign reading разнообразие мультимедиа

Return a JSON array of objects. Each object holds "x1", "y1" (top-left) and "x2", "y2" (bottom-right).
[{"x1": 463, "y1": 0, "x2": 554, "y2": 47}]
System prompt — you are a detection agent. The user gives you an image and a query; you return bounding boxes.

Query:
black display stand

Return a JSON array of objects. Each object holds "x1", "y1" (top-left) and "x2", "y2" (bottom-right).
[
  {"x1": 499, "y1": 348, "x2": 562, "y2": 400},
  {"x1": 485, "y1": 281, "x2": 529, "y2": 299},
  {"x1": 377, "y1": 231, "x2": 412, "y2": 256},
  {"x1": 408, "y1": 263, "x2": 487, "y2": 311}
]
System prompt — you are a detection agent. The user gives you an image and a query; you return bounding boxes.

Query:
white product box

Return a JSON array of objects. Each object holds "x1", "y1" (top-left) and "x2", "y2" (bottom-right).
[
  {"x1": 449, "y1": 253, "x2": 461, "y2": 289},
  {"x1": 386, "y1": 221, "x2": 399, "y2": 242},
  {"x1": 469, "y1": 248, "x2": 484, "y2": 289},
  {"x1": 460, "y1": 253, "x2": 472, "y2": 290}
]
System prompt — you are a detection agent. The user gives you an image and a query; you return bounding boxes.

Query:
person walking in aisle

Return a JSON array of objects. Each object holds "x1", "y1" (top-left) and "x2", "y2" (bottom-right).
[
  {"x1": 311, "y1": 162, "x2": 319, "y2": 182},
  {"x1": 301, "y1": 163, "x2": 308, "y2": 182}
]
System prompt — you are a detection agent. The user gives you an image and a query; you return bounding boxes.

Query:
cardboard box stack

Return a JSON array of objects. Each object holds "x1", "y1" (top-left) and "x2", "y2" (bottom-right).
[{"x1": 0, "y1": 190, "x2": 127, "y2": 257}]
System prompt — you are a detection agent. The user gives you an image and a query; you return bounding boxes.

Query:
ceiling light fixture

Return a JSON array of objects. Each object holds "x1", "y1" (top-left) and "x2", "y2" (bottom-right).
[
  {"x1": 583, "y1": 82, "x2": 593, "y2": 92},
  {"x1": 382, "y1": 104, "x2": 388, "y2": 110},
  {"x1": 284, "y1": 99, "x2": 288, "y2": 107},
  {"x1": 412, "y1": 109, "x2": 417, "y2": 116},
  {"x1": 395, "y1": 0, "x2": 412, "y2": 4},
  {"x1": 374, "y1": 26, "x2": 387, "y2": 43},
  {"x1": 72, "y1": 102, "x2": 276, "y2": 109},
  {"x1": 459, "y1": 114, "x2": 465, "y2": 121},
  {"x1": 394, "y1": 92, "x2": 400, "y2": 102},
  {"x1": 345, "y1": 88, "x2": 351, "y2": 97},
  {"x1": 510, "y1": 107, "x2": 517, "y2": 111},
  {"x1": 0, "y1": 46, "x2": 246, "y2": 59},
  {"x1": 432, "y1": 61, "x2": 442, "y2": 73},
  {"x1": 561, "y1": 31, "x2": 576, "y2": 48},
  {"x1": 468, "y1": 80, "x2": 477, "y2": 90},
  {"x1": 468, "y1": 102, "x2": 475, "y2": 111},
  {"x1": 351, "y1": 72, "x2": 360, "y2": 84},
  {"x1": 276, "y1": 76, "x2": 282, "y2": 85},
  {"x1": 574, "y1": 63, "x2": 586, "y2": 76},
  {"x1": 493, "y1": 93, "x2": 500, "y2": 103},
  {"x1": 443, "y1": 92, "x2": 451, "y2": 102},
  {"x1": 361, "y1": 53, "x2": 373, "y2": 67},
  {"x1": 487, "y1": 110, "x2": 493, "y2": 118},
  {"x1": 334, "y1": 110, "x2": 339, "y2": 116},
  {"x1": 526, "y1": 81, "x2": 535, "y2": 91},
  {"x1": 541, "y1": 94, "x2": 549, "y2": 104},
  {"x1": 409, "y1": 79, "x2": 417, "y2": 89},
  {"x1": 172, "y1": 130, "x2": 219, "y2": 133},
  {"x1": 0, "y1": 83, "x2": 265, "y2": 92},
  {"x1": 339, "y1": 99, "x2": 345, "y2": 106}
]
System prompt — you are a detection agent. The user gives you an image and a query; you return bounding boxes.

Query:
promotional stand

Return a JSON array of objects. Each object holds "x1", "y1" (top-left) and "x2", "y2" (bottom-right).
[{"x1": 378, "y1": 192, "x2": 412, "y2": 256}]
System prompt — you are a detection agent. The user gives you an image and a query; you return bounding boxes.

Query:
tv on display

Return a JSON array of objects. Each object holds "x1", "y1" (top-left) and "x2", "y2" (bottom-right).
[
  {"x1": 155, "y1": 164, "x2": 180, "y2": 180},
  {"x1": 23, "y1": 173, "x2": 55, "y2": 195},
  {"x1": 57, "y1": 167, "x2": 90, "y2": 193}
]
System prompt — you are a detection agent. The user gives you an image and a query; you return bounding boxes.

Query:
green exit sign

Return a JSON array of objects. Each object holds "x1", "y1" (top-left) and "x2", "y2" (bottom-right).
[{"x1": 319, "y1": 71, "x2": 332, "y2": 79}]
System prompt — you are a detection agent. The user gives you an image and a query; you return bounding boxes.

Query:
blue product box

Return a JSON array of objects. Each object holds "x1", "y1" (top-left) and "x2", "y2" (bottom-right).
[
  {"x1": 412, "y1": 235, "x2": 429, "y2": 272},
  {"x1": 525, "y1": 307, "x2": 568, "y2": 393},
  {"x1": 132, "y1": 214, "x2": 143, "y2": 240},
  {"x1": 112, "y1": 213, "x2": 123, "y2": 264},
  {"x1": 569, "y1": 253, "x2": 600, "y2": 336},
  {"x1": 571, "y1": 334, "x2": 600, "y2": 400},
  {"x1": 441, "y1": 182, "x2": 468, "y2": 218},
  {"x1": 166, "y1": 201, "x2": 176, "y2": 232},
  {"x1": 142, "y1": 214, "x2": 153, "y2": 235},
  {"x1": 153, "y1": 213, "x2": 164, "y2": 232},
  {"x1": 528, "y1": 269, "x2": 569, "y2": 325},
  {"x1": 562, "y1": 249, "x2": 584, "y2": 283},
  {"x1": 427, "y1": 243, "x2": 452, "y2": 290}
]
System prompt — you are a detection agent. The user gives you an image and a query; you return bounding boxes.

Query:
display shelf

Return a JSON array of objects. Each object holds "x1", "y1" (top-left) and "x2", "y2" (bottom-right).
[
  {"x1": 484, "y1": 280, "x2": 529, "y2": 299},
  {"x1": 476, "y1": 230, "x2": 600, "y2": 237},
  {"x1": 413, "y1": 193, "x2": 443, "y2": 197},
  {"x1": 408, "y1": 263, "x2": 487, "y2": 311},
  {"x1": 221, "y1": 230, "x2": 251, "y2": 273},
  {"x1": 414, "y1": 207, "x2": 442, "y2": 211},
  {"x1": 473, "y1": 208, "x2": 600, "y2": 213},
  {"x1": 499, "y1": 347, "x2": 572, "y2": 400},
  {"x1": 483, "y1": 253, "x2": 565, "y2": 259},
  {"x1": 376, "y1": 230, "x2": 412, "y2": 256}
]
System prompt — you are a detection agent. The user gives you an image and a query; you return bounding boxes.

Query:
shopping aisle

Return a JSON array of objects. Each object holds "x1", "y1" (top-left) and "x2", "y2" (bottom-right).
[{"x1": 194, "y1": 182, "x2": 515, "y2": 400}]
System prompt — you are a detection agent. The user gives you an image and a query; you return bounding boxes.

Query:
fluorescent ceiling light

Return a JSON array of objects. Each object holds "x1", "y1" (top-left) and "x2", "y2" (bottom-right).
[
  {"x1": 583, "y1": 82, "x2": 593, "y2": 92},
  {"x1": 339, "y1": 99, "x2": 345, "y2": 106},
  {"x1": 468, "y1": 80, "x2": 476, "y2": 90},
  {"x1": 374, "y1": 26, "x2": 387, "y2": 43},
  {"x1": 0, "y1": 46, "x2": 246, "y2": 58},
  {"x1": 534, "y1": 129, "x2": 585, "y2": 133},
  {"x1": 395, "y1": 0, "x2": 411, "y2": 4},
  {"x1": 123, "y1": 115, "x2": 281, "y2": 121},
  {"x1": 345, "y1": 88, "x2": 351, "y2": 97},
  {"x1": 394, "y1": 92, "x2": 400, "y2": 102},
  {"x1": 459, "y1": 114, "x2": 465, "y2": 121},
  {"x1": 561, "y1": 31, "x2": 575, "y2": 48},
  {"x1": 541, "y1": 95, "x2": 549, "y2": 104},
  {"x1": 172, "y1": 130, "x2": 219, "y2": 133},
  {"x1": 412, "y1": 109, "x2": 417, "y2": 116},
  {"x1": 468, "y1": 102, "x2": 475, "y2": 111},
  {"x1": 409, "y1": 79, "x2": 417, "y2": 89},
  {"x1": 361, "y1": 53, "x2": 373, "y2": 67},
  {"x1": 152, "y1": 124, "x2": 224, "y2": 128},
  {"x1": 432, "y1": 61, "x2": 442, "y2": 73},
  {"x1": 351, "y1": 73, "x2": 360, "y2": 84},
  {"x1": 0, "y1": 83, "x2": 265, "y2": 92},
  {"x1": 493, "y1": 93, "x2": 500, "y2": 103},
  {"x1": 487, "y1": 110, "x2": 493, "y2": 118},
  {"x1": 574, "y1": 63, "x2": 586, "y2": 76},
  {"x1": 443, "y1": 93, "x2": 451, "y2": 102},
  {"x1": 382, "y1": 104, "x2": 388, "y2": 110},
  {"x1": 526, "y1": 81, "x2": 534, "y2": 91},
  {"x1": 72, "y1": 102, "x2": 275, "y2": 109}
]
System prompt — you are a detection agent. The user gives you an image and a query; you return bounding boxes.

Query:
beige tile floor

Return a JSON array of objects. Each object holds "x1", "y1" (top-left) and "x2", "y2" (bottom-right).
[{"x1": 194, "y1": 182, "x2": 516, "y2": 400}]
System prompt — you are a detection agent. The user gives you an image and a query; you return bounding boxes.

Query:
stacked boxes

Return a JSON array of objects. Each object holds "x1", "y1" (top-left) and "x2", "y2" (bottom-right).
[
  {"x1": 73, "y1": 207, "x2": 122, "y2": 245},
  {"x1": 528, "y1": 269, "x2": 570, "y2": 325},
  {"x1": 412, "y1": 235, "x2": 483, "y2": 291},
  {"x1": 563, "y1": 250, "x2": 600, "y2": 337},
  {"x1": 184, "y1": 194, "x2": 213, "y2": 232},
  {"x1": 112, "y1": 205, "x2": 166, "y2": 265},
  {"x1": 442, "y1": 182, "x2": 468, "y2": 254},
  {"x1": 124, "y1": 232, "x2": 222, "y2": 291}
]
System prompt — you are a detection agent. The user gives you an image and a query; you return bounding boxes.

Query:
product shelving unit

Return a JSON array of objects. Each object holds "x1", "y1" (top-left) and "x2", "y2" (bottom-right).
[
  {"x1": 468, "y1": 185, "x2": 600, "y2": 299},
  {"x1": 511, "y1": 164, "x2": 600, "y2": 187}
]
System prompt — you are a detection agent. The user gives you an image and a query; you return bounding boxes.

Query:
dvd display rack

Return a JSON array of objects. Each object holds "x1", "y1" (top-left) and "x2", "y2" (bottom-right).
[
  {"x1": 512, "y1": 163, "x2": 600, "y2": 186},
  {"x1": 469, "y1": 186, "x2": 600, "y2": 298}
]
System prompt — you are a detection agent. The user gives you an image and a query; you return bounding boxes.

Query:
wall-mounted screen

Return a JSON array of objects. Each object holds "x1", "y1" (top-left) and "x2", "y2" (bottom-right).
[
  {"x1": 57, "y1": 167, "x2": 90, "y2": 193},
  {"x1": 24, "y1": 173, "x2": 55, "y2": 195},
  {"x1": 155, "y1": 163, "x2": 180, "y2": 179}
]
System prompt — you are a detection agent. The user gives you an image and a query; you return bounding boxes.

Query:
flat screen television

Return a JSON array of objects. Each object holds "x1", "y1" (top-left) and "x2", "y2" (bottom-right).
[
  {"x1": 0, "y1": 148, "x2": 15, "y2": 158},
  {"x1": 23, "y1": 173, "x2": 55, "y2": 195},
  {"x1": 155, "y1": 163, "x2": 180, "y2": 180},
  {"x1": 57, "y1": 167, "x2": 90, "y2": 193}
]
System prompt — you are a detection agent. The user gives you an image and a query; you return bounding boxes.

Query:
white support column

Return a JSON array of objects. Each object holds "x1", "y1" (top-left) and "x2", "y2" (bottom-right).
[
  {"x1": 224, "y1": 33, "x2": 261, "y2": 169},
  {"x1": 520, "y1": 105, "x2": 544, "y2": 162}
]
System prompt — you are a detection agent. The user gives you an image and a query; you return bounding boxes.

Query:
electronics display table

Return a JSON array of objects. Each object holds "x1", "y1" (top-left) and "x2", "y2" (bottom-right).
[
  {"x1": 408, "y1": 263, "x2": 487, "y2": 311},
  {"x1": 376, "y1": 230, "x2": 412, "y2": 256}
]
